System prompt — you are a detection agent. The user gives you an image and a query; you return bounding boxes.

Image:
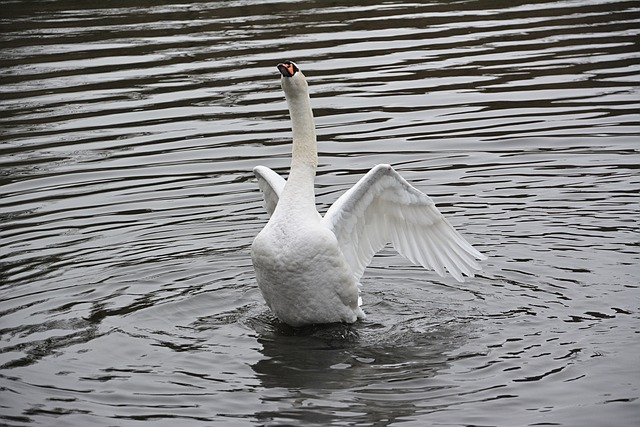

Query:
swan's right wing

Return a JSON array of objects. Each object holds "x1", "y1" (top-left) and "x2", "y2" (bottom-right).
[
  {"x1": 254, "y1": 166, "x2": 286, "y2": 216},
  {"x1": 322, "y1": 164, "x2": 486, "y2": 283}
]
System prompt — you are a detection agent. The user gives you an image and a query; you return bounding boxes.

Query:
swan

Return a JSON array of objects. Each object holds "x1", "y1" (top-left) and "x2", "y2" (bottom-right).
[{"x1": 251, "y1": 61, "x2": 486, "y2": 327}]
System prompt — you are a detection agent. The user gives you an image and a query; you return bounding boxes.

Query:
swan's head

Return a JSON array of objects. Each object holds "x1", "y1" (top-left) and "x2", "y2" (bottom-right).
[{"x1": 277, "y1": 61, "x2": 308, "y2": 96}]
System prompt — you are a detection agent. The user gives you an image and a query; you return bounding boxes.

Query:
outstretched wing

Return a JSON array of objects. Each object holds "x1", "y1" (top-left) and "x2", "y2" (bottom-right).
[
  {"x1": 321, "y1": 164, "x2": 486, "y2": 282},
  {"x1": 254, "y1": 166, "x2": 286, "y2": 216}
]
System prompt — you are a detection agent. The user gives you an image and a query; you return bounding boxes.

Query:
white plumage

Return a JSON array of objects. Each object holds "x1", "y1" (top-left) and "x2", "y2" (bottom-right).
[{"x1": 251, "y1": 61, "x2": 486, "y2": 327}]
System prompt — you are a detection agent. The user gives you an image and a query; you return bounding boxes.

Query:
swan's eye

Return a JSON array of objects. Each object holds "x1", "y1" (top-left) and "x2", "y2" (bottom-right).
[{"x1": 278, "y1": 61, "x2": 298, "y2": 77}]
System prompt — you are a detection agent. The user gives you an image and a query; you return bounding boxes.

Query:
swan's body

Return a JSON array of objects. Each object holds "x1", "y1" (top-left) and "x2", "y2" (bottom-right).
[{"x1": 251, "y1": 61, "x2": 486, "y2": 327}]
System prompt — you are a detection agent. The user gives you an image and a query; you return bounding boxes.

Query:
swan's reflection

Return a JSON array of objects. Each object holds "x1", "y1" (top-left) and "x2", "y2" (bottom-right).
[
  {"x1": 253, "y1": 320, "x2": 361, "y2": 389},
  {"x1": 250, "y1": 312, "x2": 469, "y2": 425}
]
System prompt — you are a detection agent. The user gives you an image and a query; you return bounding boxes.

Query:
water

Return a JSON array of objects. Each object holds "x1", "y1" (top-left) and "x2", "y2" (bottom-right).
[{"x1": 1, "y1": 0, "x2": 639, "y2": 425}]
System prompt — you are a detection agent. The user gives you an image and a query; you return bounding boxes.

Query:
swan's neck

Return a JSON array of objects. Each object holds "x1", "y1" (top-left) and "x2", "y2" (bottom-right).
[
  {"x1": 287, "y1": 86, "x2": 317, "y2": 172},
  {"x1": 280, "y1": 81, "x2": 318, "y2": 212}
]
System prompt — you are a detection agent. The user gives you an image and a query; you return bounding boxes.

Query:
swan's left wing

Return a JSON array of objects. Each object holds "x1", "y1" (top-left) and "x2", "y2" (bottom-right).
[
  {"x1": 322, "y1": 164, "x2": 486, "y2": 283},
  {"x1": 254, "y1": 166, "x2": 286, "y2": 216}
]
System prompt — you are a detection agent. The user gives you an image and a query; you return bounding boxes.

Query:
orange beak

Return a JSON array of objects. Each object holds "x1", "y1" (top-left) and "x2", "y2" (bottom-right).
[{"x1": 277, "y1": 62, "x2": 295, "y2": 77}]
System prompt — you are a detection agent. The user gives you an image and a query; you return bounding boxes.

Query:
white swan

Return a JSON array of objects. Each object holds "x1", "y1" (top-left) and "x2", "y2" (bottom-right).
[{"x1": 251, "y1": 61, "x2": 486, "y2": 327}]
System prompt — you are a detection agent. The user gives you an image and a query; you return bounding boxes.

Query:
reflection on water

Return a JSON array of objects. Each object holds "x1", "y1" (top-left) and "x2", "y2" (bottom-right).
[
  {"x1": 1, "y1": 0, "x2": 639, "y2": 425},
  {"x1": 251, "y1": 317, "x2": 463, "y2": 424}
]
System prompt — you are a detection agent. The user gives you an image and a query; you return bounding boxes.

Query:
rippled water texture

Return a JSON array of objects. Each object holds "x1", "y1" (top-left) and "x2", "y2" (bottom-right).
[{"x1": 1, "y1": 1, "x2": 639, "y2": 425}]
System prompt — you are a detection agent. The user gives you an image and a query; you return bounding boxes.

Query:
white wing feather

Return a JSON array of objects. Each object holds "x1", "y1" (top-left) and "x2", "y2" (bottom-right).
[
  {"x1": 254, "y1": 165, "x2": 286, "y2": 216},
  {"x1": 321, "y1": 164, "x2": 486, "y2": 282}
]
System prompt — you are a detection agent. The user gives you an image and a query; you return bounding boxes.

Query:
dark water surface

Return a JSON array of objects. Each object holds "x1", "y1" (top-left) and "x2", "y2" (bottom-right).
[{"x1": 1, "y1": 1, "x2": 639, "y2": 425}]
